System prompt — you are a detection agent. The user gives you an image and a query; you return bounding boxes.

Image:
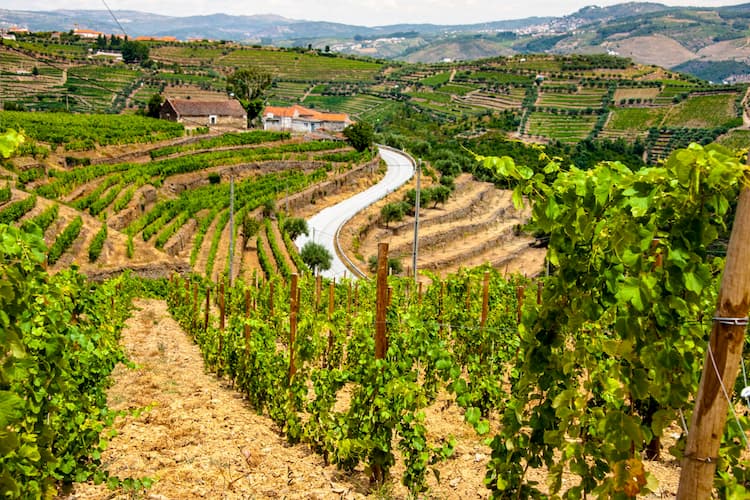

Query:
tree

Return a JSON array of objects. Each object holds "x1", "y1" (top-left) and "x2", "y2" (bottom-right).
[
  {"x1": 121, "y1": 40, "x2": 149, "y2": 65},
  {"x1": 281, "y1": 217, "x2": 309, "y2": 240},
  {"x1": 146, "y1": 93, "x2": 163, "y2": 118},
  {"x1": 226, "y1": 68, "x2": 273, "y2": 125},
  {"x1": 242, "y1": 216, "x2": 261, "y2": 243},
  {"x1": 428, "y1": 185, "x2": 451, "y2": 208},
  {"x1": 343, "y1": 121, "x2": 374, "y2": 152},
  {"x1": 300, "y1": 241, "x2": 332, "y2": 275},
  {"x1": 380, "y1": 202, "x2": 406, "y2": 228},
  {"x1": 262, "y1": 199, "x2": 276, "y2": 218}
]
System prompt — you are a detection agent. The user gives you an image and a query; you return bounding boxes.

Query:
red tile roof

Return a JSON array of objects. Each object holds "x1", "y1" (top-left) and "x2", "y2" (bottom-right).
[{"x1": 263, "y1": 104, "x2": 349, "y2": 123}]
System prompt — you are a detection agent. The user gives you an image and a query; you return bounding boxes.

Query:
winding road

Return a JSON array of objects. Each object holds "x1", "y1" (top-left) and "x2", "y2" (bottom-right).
[{"x1": 295, "y1": 146, "x2": 415, "y2": 280}]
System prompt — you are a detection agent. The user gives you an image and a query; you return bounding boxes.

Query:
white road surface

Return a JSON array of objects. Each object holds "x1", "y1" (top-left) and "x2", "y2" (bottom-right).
[{"x1": 295, "y1": 146, "x2": 415, "y2": 280}]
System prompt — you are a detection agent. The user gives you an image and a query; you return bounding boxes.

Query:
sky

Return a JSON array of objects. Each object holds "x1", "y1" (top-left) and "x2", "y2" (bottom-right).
[{"x1": 3, "y1": 0, "x2": 749, "y2": 27}]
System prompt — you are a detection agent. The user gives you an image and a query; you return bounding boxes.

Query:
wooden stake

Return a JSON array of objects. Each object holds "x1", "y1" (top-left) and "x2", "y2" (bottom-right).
[
  {"x1": 326, "y1": 281, "x2": 335, "y2": 368},
  {"x1": 269, "y1": 281, "x2": 274, "y2": 315},
  {"x1": 192, "y1": 283, "x2": 198, "y2": 330},
  {"x1": 537, "y1": 280, "x2": 543, "y2": 305},
  {"x1": 219, "y1": 282, "x2": 225, "y2": 331},
  {"x1": 465, "y1": 279, "x2": 471, "y2": 314},
  {"x1": 244, "y1": 288, "x2": 251, "y2": 351},
  {"x1": 289, "y1": 273, "x2": 298, "y2": 381},
  {"x1": 375, "y1": 243, "x2": 388, "y2": 360},
  {"x1": 439, "y1": 281, "x2": 446, "y2": 332},
  {"x1": 204, "y1": 286, "x2": 210, "y2": 331},
  {"x1": 315, "y1": 275, "x2": 322, "y2": 311},
  {"x1": 328, "y1": 281, "x2": 335, "y2": 321},
  {"x1": 481, "y1": 271, "x2": 490, "y2": 329},
  {"x1": 516, "y1": 285, "x2": 525, "y2": 325},
  {"x1": 418, "y1": 281, "x2": 423, "y2": 307},
  {"x1": 677, "y1": 186, "x2": 750, "y2": 499}
]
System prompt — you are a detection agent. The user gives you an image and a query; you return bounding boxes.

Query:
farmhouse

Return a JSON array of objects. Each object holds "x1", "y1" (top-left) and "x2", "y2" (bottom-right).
[
  {"x1": 74, "y1": 28, "x2": 104, "y2": 40},
  {"x1": 262, "y1": 105, "x2": 351, "y2": 133},
  {"x1": 159, "y1": 98, "x2": 247, "y2": 130}
]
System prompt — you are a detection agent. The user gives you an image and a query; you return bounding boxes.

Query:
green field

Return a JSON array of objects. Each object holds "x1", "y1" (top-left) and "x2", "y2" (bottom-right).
[
  {"x1": 606, "y1": 107, "x2": 667, "y2": 131},
  {"x1": 536, "y1": 88, "x2": 607, "y2": 109},
  {"x1": 438, "y1": 83, "x2": 476, "y2": 95},
  {"x1": 420, "y1": 72, "x2": 451, "y2": 86},
  {"x1": 526, "y1": 111, "x2": 598, "y2": 142},
  {"x1": 0, "y1": 111, "x2": 184, "y2": 150},
  {"x1": 221, "y1": 49, "x2": 383, "y2": 82},
  {"x1": 662, "y1": 93, "x2": 739, "y2": 128},
  {"x1": 715, "y1": 129, "x2": 750, "y2": 151}
]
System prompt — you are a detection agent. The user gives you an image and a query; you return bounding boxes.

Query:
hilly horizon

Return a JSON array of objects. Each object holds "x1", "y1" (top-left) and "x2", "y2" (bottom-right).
[{"x1": 4, "y1": 2, "x2": 750, "y2": 81}]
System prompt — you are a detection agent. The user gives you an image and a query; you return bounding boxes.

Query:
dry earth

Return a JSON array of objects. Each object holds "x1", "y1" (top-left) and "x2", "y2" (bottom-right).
[
  {"x1": 339, "y1": 173, "x2": 547, "y2": 280},
  {"x1": 66, "y1": 299, "x2": 682, "y2": 500}
]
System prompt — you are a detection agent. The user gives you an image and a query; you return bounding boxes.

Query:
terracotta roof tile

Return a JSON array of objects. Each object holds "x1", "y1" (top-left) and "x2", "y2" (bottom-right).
[{"x1": 263, "y1": 104, "x2": 350, "y2": 123}]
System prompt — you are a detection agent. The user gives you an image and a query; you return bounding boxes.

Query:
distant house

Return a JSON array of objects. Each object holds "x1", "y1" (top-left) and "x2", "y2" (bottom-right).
[
  {"x1": 74, "y1": 28, "x2": 103, "y2": 40},
  {"x1": 136, "y1": 36, "x2": 178, "y2": 42},
  {"x1": 262, "y1": 105, "x2": 351, "y2": 133},
  {"x1": 160, "y1": 98, "x2": 247, "y2": 130}
]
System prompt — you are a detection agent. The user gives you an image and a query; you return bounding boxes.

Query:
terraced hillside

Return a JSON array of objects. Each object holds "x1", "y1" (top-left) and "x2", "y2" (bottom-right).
[
  {"x1": 0, "y1": 119, "x2": 390, "y2": 281},
  {"x1": 340, "y1": 173, "x2": 546, "y2": 279}
]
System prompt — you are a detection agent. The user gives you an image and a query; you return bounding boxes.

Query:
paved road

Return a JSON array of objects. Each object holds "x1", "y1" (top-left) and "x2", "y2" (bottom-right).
[{"x1": 295, "y1": 146, "x2": 415, "y2": 280}]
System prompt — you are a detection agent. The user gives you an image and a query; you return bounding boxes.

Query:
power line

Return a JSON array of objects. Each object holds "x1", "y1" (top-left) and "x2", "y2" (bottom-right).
[{"x1": 100, "y1": 0, "x2": 129, "y2": 39}]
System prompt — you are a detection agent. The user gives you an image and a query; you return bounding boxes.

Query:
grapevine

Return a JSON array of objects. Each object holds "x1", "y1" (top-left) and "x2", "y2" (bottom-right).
[
  {"x1": 473, "y1": 143, "x2": 747, "y2": 496},
  {"x1": 48, "y1": 216, "x2": 83, "y2": 265}
]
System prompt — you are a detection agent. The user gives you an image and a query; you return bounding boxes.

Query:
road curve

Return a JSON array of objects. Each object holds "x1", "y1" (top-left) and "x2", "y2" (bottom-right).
[{"x1": 295, "y1": 146, "x2": 415, "y2": 280}]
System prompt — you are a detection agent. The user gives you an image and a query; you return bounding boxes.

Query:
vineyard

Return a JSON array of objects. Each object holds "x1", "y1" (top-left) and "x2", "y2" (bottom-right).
[
  {"x1": 3, "y1": 39, "x2": 750, "y2": 498},
  {"x1": 147, "y1": 139, "x2": 749, "y2": 498}
]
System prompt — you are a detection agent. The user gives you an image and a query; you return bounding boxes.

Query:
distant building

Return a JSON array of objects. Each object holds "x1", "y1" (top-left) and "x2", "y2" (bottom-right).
[
  {"x1": 159, "y1": 98, "x2": 247, "y2": 130},
  {"x1": 262, "y1": 105, "x2": 351, "y2": 133},
  {"x1": 74, "y1": 28, "x2": 103, "y2": 39},
  {"x1": 136, "y1": 36, "x2": 178, "y2": 42}
]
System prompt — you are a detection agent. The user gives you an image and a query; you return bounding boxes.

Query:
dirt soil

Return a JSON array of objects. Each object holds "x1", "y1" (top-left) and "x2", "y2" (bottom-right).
[{"x1": 66, "y1": 299, "x2": 682, "y2": 500}]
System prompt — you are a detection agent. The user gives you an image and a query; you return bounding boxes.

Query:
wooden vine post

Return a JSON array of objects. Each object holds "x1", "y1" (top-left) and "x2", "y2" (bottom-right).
[
  {"x1": 418, "y1": 281, "x2": 423, "y2": 307},
  {"x1": 375, "y1": 242, "x2": 388, "y2": 360},
  {"x1": 536, "y1": 281, "x2": 543, "y2": 305},
  {"x1": 218, "y1": 282, "x2": 225, "y2": 368},
  {"x1": 439, "y1": 281, "x2": 446, "y2": 332},
  {"x1": 219, "y1": 282, "x2": 225, "y2": 331},
  {"x1": 516, "y1": 285, "x2": 525, "y2": 325},
  {"x1": 289, "y1": 273, "x2": 299, "y2": 381},
  {"x1": 192, "y1": 283, "x2": 198, "y2": 330},
  {"x1": 244, "y1": 288, "x2": 251, "y2": 352},
  {"x1": 481, "y1": 271, "x2": 490, "y2": 329},
  {"x1": 677, "y1": 186, "x2": 750, "y2": 499},
  {"x1": 269, "y1": 281, "x2": 275, "y2": 315},
  {"x1": 315, "y1": 275, "x2": 322, "y2": 311},
  {"x1": 372, "y1": 243, "x2": 389, "y2": 484},
  {"x1": 204, "y1": 285, "x2": 210, "y2": 331},
  {"x1": 326, "y1": 280, "x2": 335, "y2": 368}
]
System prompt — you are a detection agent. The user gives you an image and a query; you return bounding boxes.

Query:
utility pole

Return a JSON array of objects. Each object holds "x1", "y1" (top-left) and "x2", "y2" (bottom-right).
[
  {"x1": 677, "y1": 184, "x2": 750, "y2": 499},
  {"x1": 229, "y1": 174, "x2": 235, "y2": 286},
  {"x1": 412, "y1": 158, "x2": 421, "y2": 283}
]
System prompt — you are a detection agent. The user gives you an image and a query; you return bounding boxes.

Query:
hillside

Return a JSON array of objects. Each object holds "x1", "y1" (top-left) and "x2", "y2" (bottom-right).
[
  {"x1": 1, "y1": 41, "x2": 747, "y2": 281},
  {"x1": 7, "y1": 3, "x2": 750, "y2": 80}
]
